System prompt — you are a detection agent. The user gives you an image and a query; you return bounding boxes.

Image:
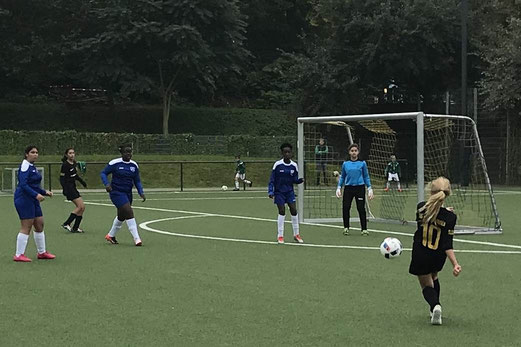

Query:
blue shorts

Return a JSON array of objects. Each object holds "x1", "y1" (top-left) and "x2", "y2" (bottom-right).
[
  {"x1": 14, "y1": 196, "x2": 43, "y2": 220},
  {"x1": 110, "y1": 191, "x2": 133, "y2": 208},
  {"x1": 273, "y1": 191, "x2": 296, "y2": 205}
]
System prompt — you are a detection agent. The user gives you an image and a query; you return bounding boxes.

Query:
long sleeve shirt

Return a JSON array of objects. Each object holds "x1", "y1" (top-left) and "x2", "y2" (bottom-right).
[
  {"x1": 60, "y1": 161, "x2": 86, "y2": 188},
  {"x1": 337, "y1": 160, "x2": 372, "y2": 188},
  {"x1": 268, "y1": 159, "x2": 303, "y2": 195},
  {"x1": 15, "y1": 159, "x2": 46, "y2": 199}
]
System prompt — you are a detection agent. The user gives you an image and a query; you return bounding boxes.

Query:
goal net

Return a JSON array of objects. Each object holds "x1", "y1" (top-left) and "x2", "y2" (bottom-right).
[{"x1": 297, "y1": 112, "x2": 501, "y2": 234}]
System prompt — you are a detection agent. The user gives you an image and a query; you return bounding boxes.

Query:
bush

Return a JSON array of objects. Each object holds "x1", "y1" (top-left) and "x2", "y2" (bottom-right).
[{"x1": 0, "y1": 130, "x2": 295, "y2": 157}]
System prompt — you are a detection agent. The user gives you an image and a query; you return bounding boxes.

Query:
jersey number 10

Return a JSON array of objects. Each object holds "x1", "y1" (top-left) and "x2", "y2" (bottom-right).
[{"x1": 421, "y1": 223, "x2": 441, "y2": 250}]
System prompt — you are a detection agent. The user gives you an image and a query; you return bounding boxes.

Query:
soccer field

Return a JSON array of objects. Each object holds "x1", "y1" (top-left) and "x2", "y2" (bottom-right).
[{"x1": 1, "y1": 188, "x2": 520, "y2": 346}]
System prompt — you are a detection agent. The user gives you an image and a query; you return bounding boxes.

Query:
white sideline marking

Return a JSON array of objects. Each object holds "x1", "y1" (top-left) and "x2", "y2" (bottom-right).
[{"x1": 84, "y1": 201, "x2": 521, "y2": 252}]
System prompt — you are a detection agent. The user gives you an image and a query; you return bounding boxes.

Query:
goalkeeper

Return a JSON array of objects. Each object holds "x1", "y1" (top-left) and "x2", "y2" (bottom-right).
[{"x1": 384, "y1": 155, "x2": 402, "y2": 192}]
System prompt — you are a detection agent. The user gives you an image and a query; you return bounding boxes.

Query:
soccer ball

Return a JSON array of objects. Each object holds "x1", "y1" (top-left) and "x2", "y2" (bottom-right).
[
  {"x1": 380, "y1": 237, "x2": 402, "y2": 259},
  {"x1": 221, "y1": 185, "x2": 228, "y2": 191}
]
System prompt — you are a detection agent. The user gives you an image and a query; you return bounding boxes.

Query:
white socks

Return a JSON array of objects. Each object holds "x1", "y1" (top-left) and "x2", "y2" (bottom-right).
[
  {"x1": 33, "y1": 231, "x2": 46, "y2": 254},
  {"x1": 109, "y1": 217, "x2": 124, "y2": 237},
  {"x1": 291, "y1": 215, "x2": 299, "y2": 236},
  {"x1": 16, "y1": 233, "x2": 29, "y2": 256},
  {"x1": 235, "y1": 180, "x2": 240, "y2": 189},
  {"x1": 244, "y1": 179, "x2": 251, "y2": 185},
  {"x1": 126, "y1": 218, "x2": 141, "y2": 241},
  {"x1": 277, "y1": 214, "x2": 285, "y2": 237},
  {"x1": 277, "y1": 215, "x2": 300, "y2": 237}
]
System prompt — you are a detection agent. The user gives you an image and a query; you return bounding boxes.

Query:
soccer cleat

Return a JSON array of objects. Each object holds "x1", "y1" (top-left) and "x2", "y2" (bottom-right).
[
  {"x1": 13, "y1": 254, "x2": 32, "y2": 262},
  {"x1": 76, "y1": 228, "x2": 84, "y2": 233},
  {"x1": 398, "y1": 189, "x2": 403, "y2": 192},
  {"x1": 37, "y1": 252, "x2": 56, "y2": 260},
  {"x1": 384, "y1": 187, "x2": 389, "y2": 192},
  {"x1": 431, "y1": 305, "x2": 442, "y2": 325},
  {"x1": 361, "y1": 230, "x2": 369, "y2": 236},
  {"x1": 105, "y1": 234, "x2": 119, "y2": 244},
  {"x1": 343, "y1": 228, "x2": 350, "y2": 236},
  {"x1": 249, "y1": 181, "x2": 253, "y2": 187},
  {"x1": 62, "y1": 224, "x2": 72, "y2": 232},
  {"x1": 277, "y1": 236, "x2": 284, "y2": 244},
  {"x1": 233, "y1": 188, "x2": 240, "y2": 191},
  {"x1": 294, "y1": 234, "x2": 304, "y2": 243},
  {"x1": 134, "y1": 239, "x2": 142, "y2": 246}
]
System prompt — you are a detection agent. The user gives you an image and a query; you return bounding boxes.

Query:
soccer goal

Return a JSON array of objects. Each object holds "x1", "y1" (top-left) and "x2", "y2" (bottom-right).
[{"x1": 297, "y1": 112, "x2": 502, "y2": 234}]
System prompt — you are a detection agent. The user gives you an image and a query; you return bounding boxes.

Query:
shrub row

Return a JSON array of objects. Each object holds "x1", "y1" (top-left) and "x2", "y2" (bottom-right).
[{"x1": 0, "y1": 130, "x2": 296, "y2": 157}]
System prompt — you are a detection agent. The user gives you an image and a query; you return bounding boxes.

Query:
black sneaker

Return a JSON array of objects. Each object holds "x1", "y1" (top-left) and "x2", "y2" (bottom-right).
[
  {"x1": 105, "y1": 234, "x2": 118, "y2": 244},
  {"x1": 249, "y1": 181, "x2": 253, "y2": 187},
  {"x1": 233, "y1": 188, "x2": 240, "y2": 191}
]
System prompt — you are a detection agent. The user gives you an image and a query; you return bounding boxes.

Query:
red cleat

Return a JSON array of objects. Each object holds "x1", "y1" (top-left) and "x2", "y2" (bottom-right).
[
  {"x1": 294, "y1": 234, "x2": 304, "y2": 243},
  {"x1": 13, "y1": 254, "x2": 32, "y2": 262},
  {"x1": 384, "y1": 187, "x2": 389, "y2": 192},
  {"x1": 37, "y1": 252, "x2": 56, "y2": 260},
  {"x1": 277, "y1": 236, "x2": 284, "y2": 244},
  {"x1": 135, "y1": 239, "x2": 142, "y2": 246},
  {"x1": 398, "y1": 189, "x2": 403, "y2": 192}
]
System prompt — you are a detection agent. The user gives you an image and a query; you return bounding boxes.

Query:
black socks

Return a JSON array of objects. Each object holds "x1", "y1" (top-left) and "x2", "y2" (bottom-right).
[
  {"x1": 64, "y1": 213, "x2": 77, "y2": 226},
  {"x1": 72, "y1": 216, "x2": 83, "y2": 231},
  {"x1": 422, "y1": 286, "x2": 440, "y2": 312}
]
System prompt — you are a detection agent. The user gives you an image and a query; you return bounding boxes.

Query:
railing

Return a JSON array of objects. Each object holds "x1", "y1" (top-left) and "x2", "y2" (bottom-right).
[{"x1": 0, "y1": 159, "x2": 410, "y2": 192}]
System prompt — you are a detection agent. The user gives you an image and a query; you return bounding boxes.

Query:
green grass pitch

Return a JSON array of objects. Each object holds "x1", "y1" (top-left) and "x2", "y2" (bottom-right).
[{"x1": 1, "y1": 188, "x2": 520, "y2": 346}]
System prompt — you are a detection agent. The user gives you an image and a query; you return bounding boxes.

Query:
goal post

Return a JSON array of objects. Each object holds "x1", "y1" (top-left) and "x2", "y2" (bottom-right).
[{"x1": 297, "y1": 112, "x2": 501, "y2": 234}]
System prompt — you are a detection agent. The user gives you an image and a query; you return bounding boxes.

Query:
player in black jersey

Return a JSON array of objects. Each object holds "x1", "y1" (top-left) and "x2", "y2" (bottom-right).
[
  {"x1": 409, "y1": 177, "x2": 462, "y2": 325},
  {"x1": 60, "y1": 148, "x2": 87, "y2": 233}
]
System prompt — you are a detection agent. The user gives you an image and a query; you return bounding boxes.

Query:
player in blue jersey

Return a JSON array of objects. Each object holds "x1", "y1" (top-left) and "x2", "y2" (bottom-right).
[
  {"x1": 268, "y1": 143, "x2": 305, "y2": 244},
  {"x1": 13, "y1": 146, "x2": 56, "y2": 262},
  {"x1": 100, "y1": 144, "x2": 146, "y2": 246},
  {"x1": 336, "y1": 143, "x2": 374, "y2": 236}
]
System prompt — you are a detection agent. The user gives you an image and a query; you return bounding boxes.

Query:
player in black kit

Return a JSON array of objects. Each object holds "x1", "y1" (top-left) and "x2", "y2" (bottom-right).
[
  {"x1": 60, "y1": 148, "x2": 87, "y2": 233},
  {"x1": 409, "y1": 177, "x2": 462, "y2": 326}
]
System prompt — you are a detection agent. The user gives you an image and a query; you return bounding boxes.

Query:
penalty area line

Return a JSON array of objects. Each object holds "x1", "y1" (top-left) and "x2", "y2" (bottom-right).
[{"x1": 83, "y1": 201, "x2": 521, "y2": 252}]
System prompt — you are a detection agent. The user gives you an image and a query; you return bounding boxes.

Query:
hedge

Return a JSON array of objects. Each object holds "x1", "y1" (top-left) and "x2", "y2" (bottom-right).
[
  {"x1": 0, "y1": 102, "x2": 297, "y2": 136},
  {"x1": 0, "y1": 130, "x2": 296, "y2": 157}
]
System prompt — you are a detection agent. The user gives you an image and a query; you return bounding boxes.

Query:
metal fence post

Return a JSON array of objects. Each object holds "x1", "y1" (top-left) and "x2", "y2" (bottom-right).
[{"x1": 180, "y1": 162, "x2": 184, "y2": 191}]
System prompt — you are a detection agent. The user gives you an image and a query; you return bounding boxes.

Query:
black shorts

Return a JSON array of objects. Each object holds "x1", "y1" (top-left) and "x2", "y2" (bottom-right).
[
  {"x1": 408, "y1": 244, "x2": 447, "y2": 276},
  {"x1": 62, "y1": 186, "x2": 81, "y2": 201}
]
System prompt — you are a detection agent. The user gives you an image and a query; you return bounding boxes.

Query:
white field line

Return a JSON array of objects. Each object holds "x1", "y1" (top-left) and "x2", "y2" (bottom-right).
[
  {"x1": 82, "y1": 196, "x2": 266, "y2": 202},
  {"x1": 84, "y1": 201, "x2": 521, "y2": 252}
]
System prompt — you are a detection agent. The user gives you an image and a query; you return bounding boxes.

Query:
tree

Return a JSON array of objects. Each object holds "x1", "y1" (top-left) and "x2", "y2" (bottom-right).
[
  {"x1": 278, "y1": 0, "x2": 462, "y2": 114},
  {"x1": 72, "y1": 0, "x2": 249, "y2": 135},
  {"x1": 0, "y1": 0, "x2": 88, "y2": 98},
  {"x1": 473, "y1": 0, "x2": 521, "y2": 112}
]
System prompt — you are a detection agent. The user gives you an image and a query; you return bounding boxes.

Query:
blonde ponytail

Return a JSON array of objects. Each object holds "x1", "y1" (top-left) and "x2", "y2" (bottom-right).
[{"x1": 420, "y1": 177, "x2": 451, "y2": 224}]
